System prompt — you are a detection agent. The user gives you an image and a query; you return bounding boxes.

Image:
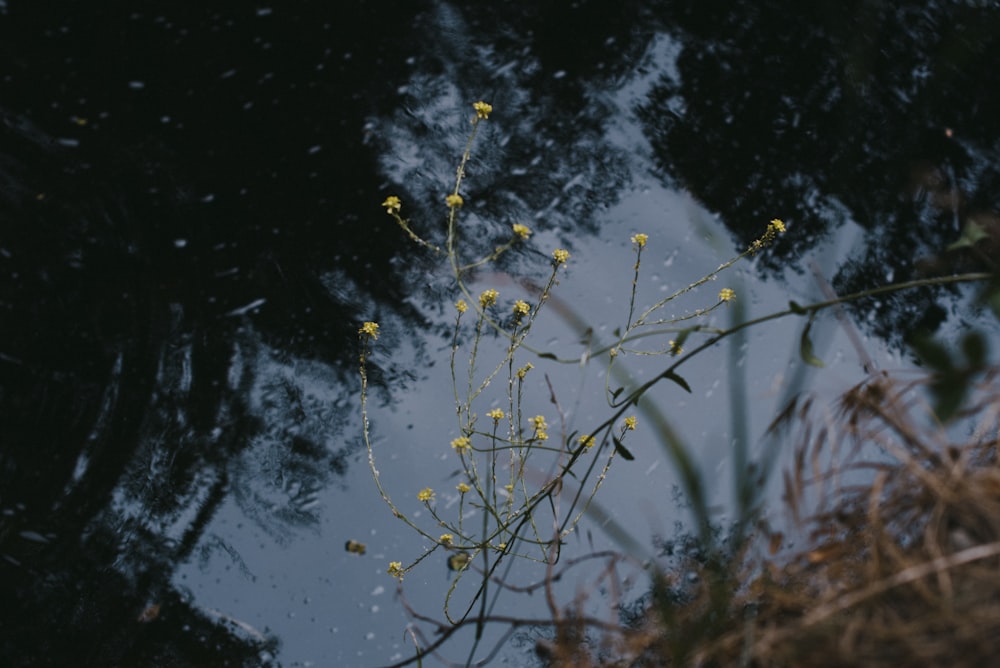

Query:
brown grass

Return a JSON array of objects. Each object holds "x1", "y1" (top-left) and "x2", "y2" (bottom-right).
[{"x1": 541, "y1": 363, "x2": 1000, "y2": 667}]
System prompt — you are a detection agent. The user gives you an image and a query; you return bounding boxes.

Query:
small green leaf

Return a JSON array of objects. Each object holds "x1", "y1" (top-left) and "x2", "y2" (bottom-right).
[
  {"x1": 612, "y1": 435, "x2": 635, "y2": 461},
  {"x1": 961, "y1": 332, "x2": 987, "y2": 368},
  {"x1": 611, "y1": 386, "x2": 625, "y2": 400},
  {"x1": 537, "y1": 352, "x2": 558, "y2": 360},
  {"x1": 911, "y1": 335, "x2": 953, "y2": 371},
  {"x1": 929, "y1": 372, "x2": 968, "y2": 423},
  {"x1": 789, "y1": 300, "x2": 808, "y2": 315},
  {"x1": 664, "y1": 370, "x2": 692, "y2": 393},
  {"x1": 946, "y1": 220, "x2": 990, "y2": 252},
  {"x1": 990, "y1": 289, "x2": 1000, "y2": 320},
  {"x1": 799, "y1": 316, "x2": 825, "y2": 368}
]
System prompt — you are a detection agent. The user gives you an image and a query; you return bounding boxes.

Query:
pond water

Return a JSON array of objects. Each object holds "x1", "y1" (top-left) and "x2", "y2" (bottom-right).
[{"x1": 2, "y1": 1, "x2": 998, "y2": 666}]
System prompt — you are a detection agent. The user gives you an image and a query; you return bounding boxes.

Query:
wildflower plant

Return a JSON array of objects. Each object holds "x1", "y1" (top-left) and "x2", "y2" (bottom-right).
[
  {"x1": 359, "y1": 100, "x2": 996, "y2": 663},
  {"x1": 360, "y1": 102, "x2": 636, "y2": 632}
]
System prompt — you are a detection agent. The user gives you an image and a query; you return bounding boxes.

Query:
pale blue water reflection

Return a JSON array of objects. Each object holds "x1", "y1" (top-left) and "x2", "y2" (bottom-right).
[{"x1": 169, "y1": 35, "x2": 924, "y2": 664}]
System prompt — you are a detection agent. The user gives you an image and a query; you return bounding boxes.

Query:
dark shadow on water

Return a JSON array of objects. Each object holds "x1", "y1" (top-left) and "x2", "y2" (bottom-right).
[
  {"x1": 638, "y1": 0, "x2": 1000, "y2": 346},
  {"x1": 0, "y1": 1, "x2": 433, "y2": 663}
]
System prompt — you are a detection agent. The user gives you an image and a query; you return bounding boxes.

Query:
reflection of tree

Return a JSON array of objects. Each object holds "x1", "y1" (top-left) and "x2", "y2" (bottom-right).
[
  {"x1": 639, "y1": 1, "x2": 1000, "y2": 346},
  {"x1": 0, "y1": 0, "x2": 437, "y2": 663},
  {"x1": 368, "y1": 0, "x2": 649, "y2": 262}
]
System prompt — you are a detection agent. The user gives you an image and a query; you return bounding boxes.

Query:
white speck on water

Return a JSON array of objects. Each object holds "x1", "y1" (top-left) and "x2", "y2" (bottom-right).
[
  {"x1": 19, "y1": 530, "x2": 50, "y2": 543},
  {"x1": 128, "y1": 81, "x2": 145, "y2": 90},
  {"x1": 224, "y1": 298, "x2": 266, "y2": 317},
  {"x1": 173, "y1": 239, "x2": 188, "y2": 248},
  {"x1": 256, "y1": 7, "x2": 272, "y2": 16},
  {"x1": 370, "y1": 585, "x2": 385, "y2": 596}
]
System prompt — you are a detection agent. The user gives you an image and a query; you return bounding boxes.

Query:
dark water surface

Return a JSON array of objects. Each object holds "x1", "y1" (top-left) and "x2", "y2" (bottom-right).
[{"x1": 2, "y1": 1, "x2": 998, "y2": 666}]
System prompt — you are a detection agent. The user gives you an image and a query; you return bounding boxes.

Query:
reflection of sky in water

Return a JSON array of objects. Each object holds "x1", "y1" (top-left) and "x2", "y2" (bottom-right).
[{"x1": 161, "y1": 13, "x2": 989, "y2": 668}]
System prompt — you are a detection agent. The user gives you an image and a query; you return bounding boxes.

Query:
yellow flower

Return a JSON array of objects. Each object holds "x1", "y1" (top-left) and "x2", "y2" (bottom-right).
[
  {"x1": 668, "y1": 340, "x2": 683, "y2": 356},
  {"x1": 381, "y1": 196, "x2": 401, "y2": 214},
  {"x1": 512, "y1": 223, "x2": 531, "y2": 239},
  {"x1": 451, "y1": 436, "x2": 472, "y2": 453},
  {"x1": 749, "y1": 218, "x2": 787, "y2": 255},
  {"x1": 417, "y1": 487, "x2": 434, "y2": 502},
  {"x1": 387, "y1": 561, "x2": 404, "y2": 579},
  {"x1": 446, "y1": 193, "x2": 464, "y2": 208},
  {"x1": 630, "y1": 233, "x2": 648, "y2": 248},
  {"x1": 359, "y1": 321, "x2": 380, "y2": 340},
  {"x1": 624, "y1": 416, "x2": 637, "y2": 430},
  {"x1": 552, "y1": 248, "x2": 571, "y2": 265},
  {"x1": 479, "y1": 288, "x2": 499, "y2": 308},
  {"x1": 513, "y1": 300, "x2": 531, "y2": 317},
  {"x1": 531, "y1": 415, "x2": 550, "y2": 441},
  {"x1": 516, "y1": 362, "x2": 534, "y2": 379},
  {"x1": 579, "y1": 434, "x2": 596, "y2": 449},
  {"x1": 455, "y1": 299, "x2": 468, "y2": 313},
  {"x1": 504, "y1": 483, "x2": 514, "y2": 492},
  {"x1": 439, "y1": 533, "x2": 454, "y2": 545},
  {"x1": 718, "y1": 288, "x2": 735, "y2": 303},
  {"x1": 457, "y1": 482, "x2": 471, "y2": 493},
  {"x1": 473, "y1": 101, "x2": 493, "y2": 119},
  {"x1": 486, "y1": 408, "x2": 505, "y2": 421}
]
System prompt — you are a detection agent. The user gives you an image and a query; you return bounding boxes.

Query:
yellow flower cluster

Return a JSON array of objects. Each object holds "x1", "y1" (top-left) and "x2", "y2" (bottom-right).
[
  {"x1": 512, "y1": 223, "x2": 531, "y2": 239},
  {"x1": 439, "y1": 533, "x2": 454, "y2": 545},
  {"x1": 748, "y1": 218, "x2": 787, "y2": 255},
  {"x1": 718, "y1": 288, "x2": 735, "y2": 303},
  {"x1": 473, "y1": 101, "x2": 493, "y2": 119},
  {"x1": 486, "y1": 408, "x2": 505, "y2": 421},
  {"x1": 455, "y1": 299, "x2": 468, "y2": 313},
  {"x1": 516, "y1": 362, "x2": 534, "y2": 379},
  {"x1": 579, "y1": 434, "x2": 596, "y2": 449},
  {"x1": 359, "y1": 321, "x2": 380, "y2": 340},
  {"x1": 630, "y1": 233, "x2": 648, "y2": 248},
  {"x1": 445, "y1": 193, "x2": 464, "y2": 208},
  {"x1": 531, "y1": 415, "x2": 549, "y2": 441},
  {"x1": 381, "y1": 196, "x2": 401, "y2": 214},
  {"x1": 456, "y1": 482, "x2": 471, "y2": 493},
  {"x1": 387, "y1": 561, "x2": 404, "y2": 579},
  {"x1": 624, "y1": 415, "x2": 637, "y2": 430},
  {"x1": 417, "y1": 487, "x2": 435, "y2": 502},
  {"x1": 668, "y1": 340, "x2": 683, "y2": 356},
  {"x1": 513, "y1": 300, "x2": 530, "y2": 317},
  {"x1": 479, "y1": 288, "x2": 499, "y2": 308},
  {"x1": 451, "y1": 436, "x2": 472, "y2": 453},
  {"x1": 552, "y1": 248, "x2": 571, "y2": 265}
]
